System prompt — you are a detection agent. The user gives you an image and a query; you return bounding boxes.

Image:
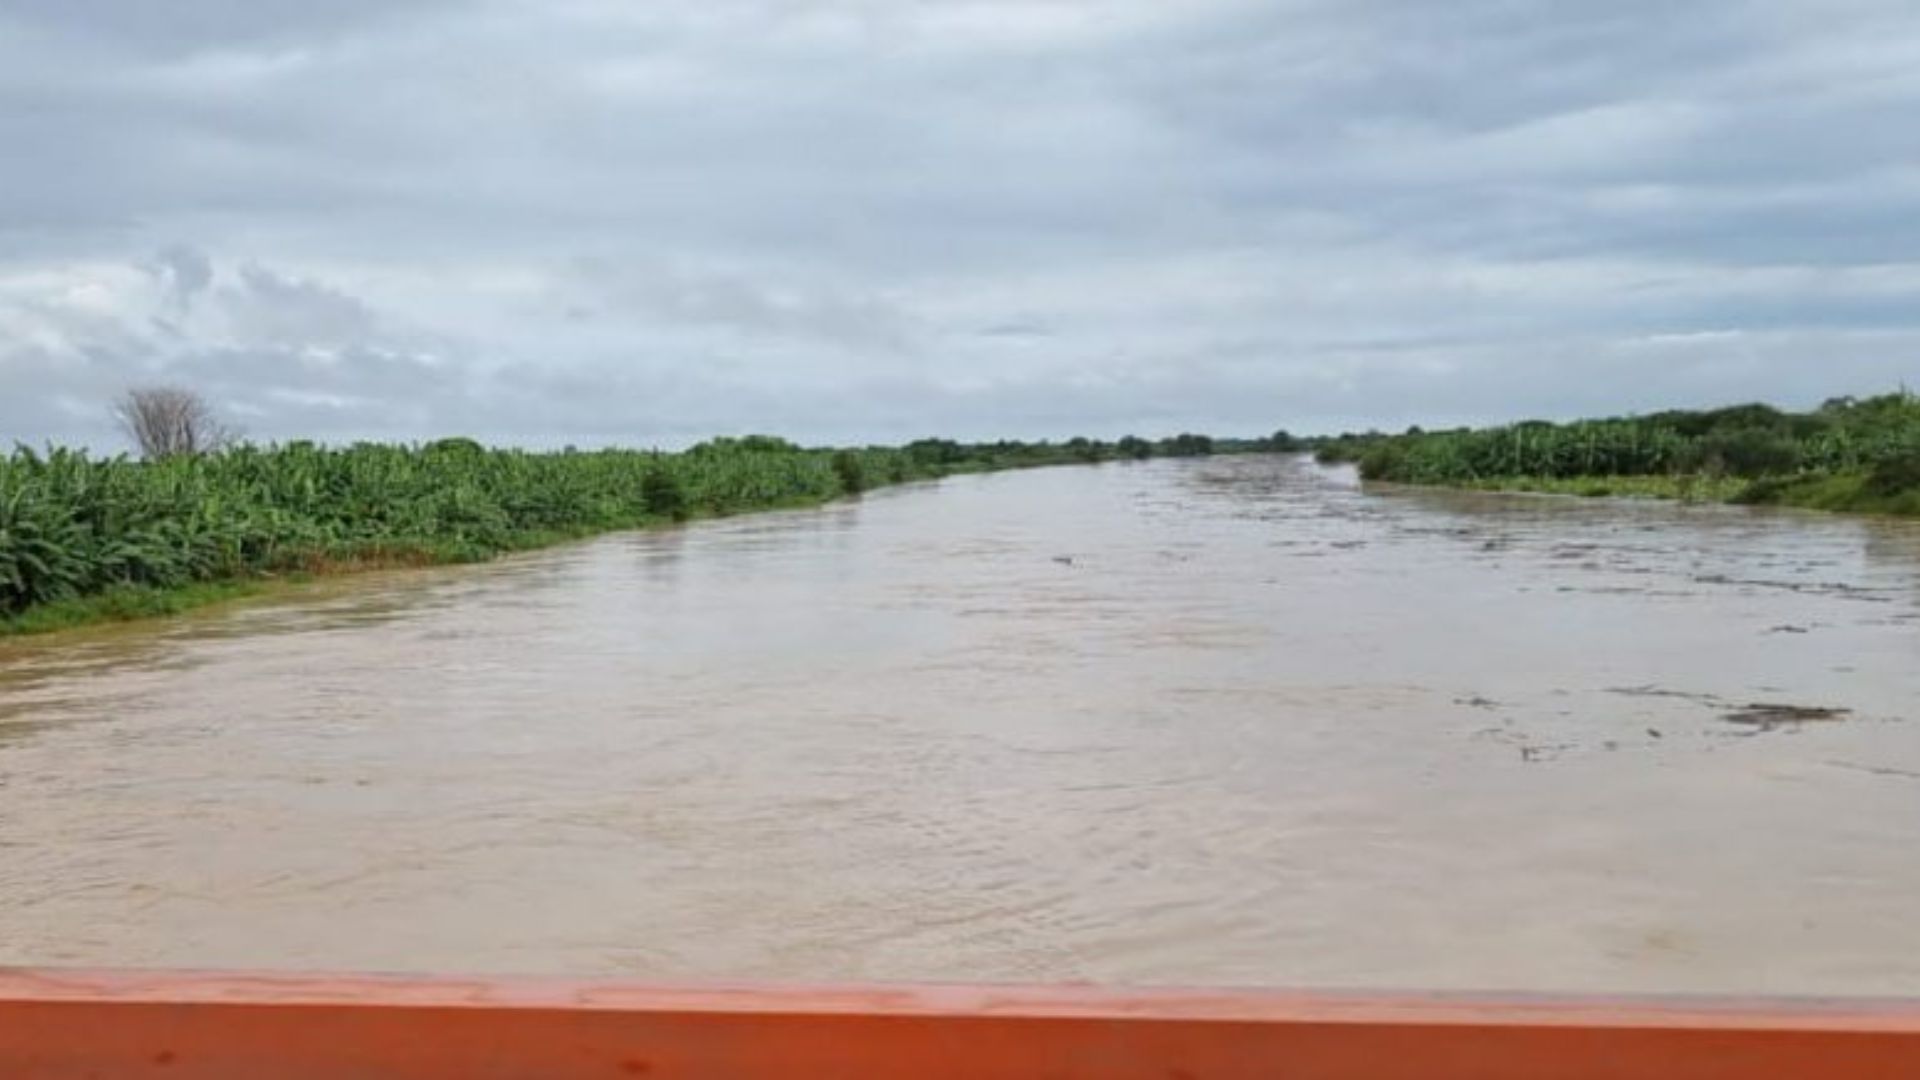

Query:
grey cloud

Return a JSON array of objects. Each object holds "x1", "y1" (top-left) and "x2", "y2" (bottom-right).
[
  {"x1": 2, "y1": 0, "x2": 1918, "y2": 449},
  {"x1": 145, "y1": 243, "x2": 213, "y2": 310},
  {"x1": 979, "y1": 319, "x2": 1053, "y2": 339},
  {"x1": 221, "y1": 263, "x2": 379, "y2": 346},
  {"x1": 0, "y1": 0, "x2": 451, "y2": 53},
  {"x1": 567, "y1": 260, "x2": 920, "y2": 353}
]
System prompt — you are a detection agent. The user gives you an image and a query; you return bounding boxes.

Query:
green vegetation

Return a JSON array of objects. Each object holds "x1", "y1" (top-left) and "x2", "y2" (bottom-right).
[
  {"x1": 1, "y1": 430, "x2": 1269, "y2": 634},
  {"x1": 1, "y1": 580, "x2": 269, "y2": 636},
  {"x1": 1448, "y1": 474, "x2": 1753, "y2": 503},
  {"x1": 1312, "y1": 393, "x2": 1920, "y2": 516}
]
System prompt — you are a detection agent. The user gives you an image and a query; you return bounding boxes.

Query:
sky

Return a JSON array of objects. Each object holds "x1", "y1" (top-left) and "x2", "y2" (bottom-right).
[{"x1": 3, "y1": 0, "x2": 1918, "y2": 450}]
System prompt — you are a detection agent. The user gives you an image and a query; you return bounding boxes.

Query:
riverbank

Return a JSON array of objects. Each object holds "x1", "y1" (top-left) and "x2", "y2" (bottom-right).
[
  {"x1": 1, "y1": 434, "x2": 1262, "y2": 637},
  {"x1": 1417, "y1": 471, "x2": 1920, "y2": 517},
  {"x1": 1, "y1": 511, "x2": 817, "y2": 638},
  {"x1": 1444, "y1": 474, "x2": 1752, "y2": 503},
  {"x1": 1320, "y1": 393, "x2": 1920, "y2": 519},
  {"x1": 1738, "y1": 470, "x2": 1920, "y2": 516}
]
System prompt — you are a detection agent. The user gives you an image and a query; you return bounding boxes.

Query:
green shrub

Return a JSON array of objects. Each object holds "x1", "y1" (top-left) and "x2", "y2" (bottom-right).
[
  {"x1": 830, "y1": 450, "x2": 867, "y2": 494},
  {"x1": 1686, "y1": 429, "x2": 1802, "y2": 477},
  {"x1": 1867, "y1": 452, "x2": 1920, "y2": 496}
]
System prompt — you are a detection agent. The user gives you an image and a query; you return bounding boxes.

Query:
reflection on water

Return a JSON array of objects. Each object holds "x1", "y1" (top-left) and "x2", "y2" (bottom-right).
[{"x1": 2, "y1": 456, "x2": 1918, "y2": 993}]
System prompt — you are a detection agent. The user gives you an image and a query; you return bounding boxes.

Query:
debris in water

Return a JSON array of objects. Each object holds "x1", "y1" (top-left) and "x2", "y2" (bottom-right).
[
  {"x1": 1768, "y1": 624, "x2": 1811, "y2": 634},
  {"x1": 1609, "y1": 685, "x2": 1724, "y2": 705},
  {"x1": 1722, "y1": 704, "x2": 1851, "y2": 731},
  {"x1": 1824, "y1": 760, "x2": 1920, "y2": 782},
  {"x1": 1517, "y1": 742, "x2": 1573, "y2": 763}
]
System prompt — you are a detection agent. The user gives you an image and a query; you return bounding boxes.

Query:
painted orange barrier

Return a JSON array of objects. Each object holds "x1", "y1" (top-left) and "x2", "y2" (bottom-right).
[{"x1": 4, "y1": 969, "x2": 1920, "y2": 1079}]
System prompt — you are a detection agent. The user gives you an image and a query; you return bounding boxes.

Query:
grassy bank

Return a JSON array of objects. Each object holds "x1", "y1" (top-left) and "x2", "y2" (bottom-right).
[
  {"x1": 1313, "y1": 393, "x2": 1920, "y2": 517},
  {"x1": 1, "y1": 580, "x2": 270, "y2": 636},
  {"x1": 1447, "y1": 474, "x2": 1753, "y2": 503},
  {"x1": 2, "y1": 431, "x2": 1266, "y2": 636}
]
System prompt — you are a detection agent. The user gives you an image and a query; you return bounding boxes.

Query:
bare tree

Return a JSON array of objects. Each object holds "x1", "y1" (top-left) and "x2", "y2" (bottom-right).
[{"x1": 113, "y1": 386, "x2": 239, "y2": 459}]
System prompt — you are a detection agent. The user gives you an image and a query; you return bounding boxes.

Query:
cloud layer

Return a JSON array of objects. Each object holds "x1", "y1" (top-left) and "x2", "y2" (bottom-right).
[{"x1": 4, "y1": 0, "x2": 1918, "y2": 448}]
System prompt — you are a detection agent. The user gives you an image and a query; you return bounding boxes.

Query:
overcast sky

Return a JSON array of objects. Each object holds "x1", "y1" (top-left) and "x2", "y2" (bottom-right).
[{"x1": 3, "y1": 0, "x2": 1918, "y2": 449}]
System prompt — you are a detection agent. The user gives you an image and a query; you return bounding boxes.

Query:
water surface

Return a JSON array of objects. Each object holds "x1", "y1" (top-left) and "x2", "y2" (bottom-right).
[{"x1": 3, "y1": 456, "x2": 1918, "y2": 993}]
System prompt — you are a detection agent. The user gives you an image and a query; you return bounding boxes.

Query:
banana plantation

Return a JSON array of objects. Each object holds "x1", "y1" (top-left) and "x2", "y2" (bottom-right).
[{"x1": 0, "y1": 435, "x2": 1140, "y2": 623}]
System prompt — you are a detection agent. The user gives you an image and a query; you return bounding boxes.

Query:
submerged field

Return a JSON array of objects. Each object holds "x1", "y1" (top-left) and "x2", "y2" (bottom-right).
[
  {"x1": 1316, "y1": 393, "x2": 1920, "y2": 516},
  {"x1": 0, "y1": 432, "x2": 1248, "y2": 634}
]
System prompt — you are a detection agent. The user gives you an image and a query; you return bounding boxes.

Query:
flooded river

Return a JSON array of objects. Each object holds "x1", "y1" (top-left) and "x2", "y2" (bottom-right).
[{"x1": 3, "y1": 456, "x2": 1918, "y2": 993}]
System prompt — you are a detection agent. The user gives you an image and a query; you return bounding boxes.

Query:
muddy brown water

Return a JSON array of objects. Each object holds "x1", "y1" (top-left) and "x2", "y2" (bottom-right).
[{"x1": 3, "y1": 456, "x2": 1918, "y2": 993}]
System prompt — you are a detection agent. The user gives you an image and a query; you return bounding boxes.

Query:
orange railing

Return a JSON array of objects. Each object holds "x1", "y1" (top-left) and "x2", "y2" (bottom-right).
[{"x1": 4, "y1": 968, "x2": 1920, "y2": 1078}]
